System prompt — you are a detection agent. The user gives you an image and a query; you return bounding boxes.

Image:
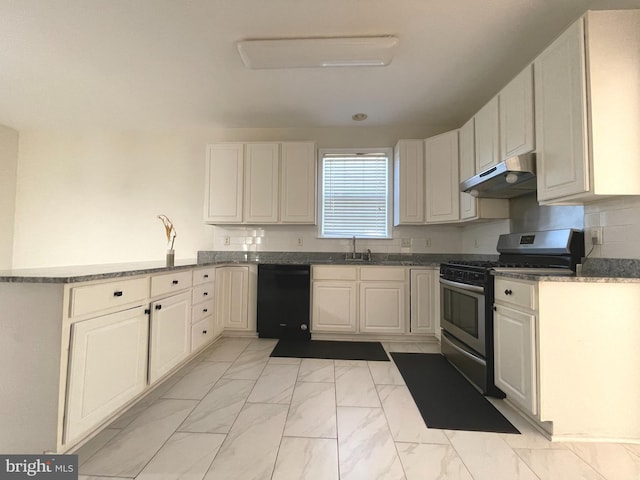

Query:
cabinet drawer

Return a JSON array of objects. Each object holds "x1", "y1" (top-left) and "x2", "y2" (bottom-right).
[
  {"x1": 70, "y1": 277, "x2": 149, "y2": 317},
  {"x1": 192, "y1": 316, "x2": 215, "y2": 352},
  {"x1": 193, "y1": 267, "x2": 216, "y2": 286},
  {"x1": 494, "y1": 278, "x2": 536, "y2": 310},
  {"x1": 192, "y1": 299, "x2": 215, "y2": 324},
  {"x1": 312, "y1": 266, "x2": 357, "y2": 281},
  {"x1": 360, "y1": 266, "x2": 407, "y2": 282},
  {"x1": 150, "y1": 270, "x2": 193, "y2": 297},
  {"x1": 192, "y1": 284, "x2": 214, "y2": 304}
]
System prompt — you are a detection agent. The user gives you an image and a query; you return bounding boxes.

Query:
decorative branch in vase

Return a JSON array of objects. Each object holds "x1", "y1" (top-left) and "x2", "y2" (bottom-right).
[{"x1": 157, "y1": 214, "x2": 177, "y2": 266}]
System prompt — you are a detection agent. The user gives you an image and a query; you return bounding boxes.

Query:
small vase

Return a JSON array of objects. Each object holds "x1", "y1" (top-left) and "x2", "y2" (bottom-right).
[{"x1": 166, "y1": 249, "x2": 175, "y2": 267}]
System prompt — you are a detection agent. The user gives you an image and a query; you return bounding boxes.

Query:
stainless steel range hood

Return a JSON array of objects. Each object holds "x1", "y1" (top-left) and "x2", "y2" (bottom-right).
[{"x1": 460, "y1": 153, "x2": 536, "y2": 199}]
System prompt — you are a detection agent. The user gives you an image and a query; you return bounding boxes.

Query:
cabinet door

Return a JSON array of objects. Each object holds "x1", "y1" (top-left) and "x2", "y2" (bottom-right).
[
  {"x1": 216, "y1": 266, "x2": 249, "y2": 330},
  {"x1": 410, "y1": 269, "x2": 436, "y2": 334},
  {"x1": 205, "y1": 144, "x2": 244, "y2": 223},
  {"x1": 494, "y1": 304, "x2": 537, "y2": 415},
  {"x1": 458, "y1": 118, "x2": 477, "y2": 220},
  {"x1": 244, "y1": 143, "x2": 279, "y2": 223},
  {"x1": 65, "y1": 306, "x2": 148, "y2": 444},
  {"x1": 534, "y1": 19, "x2": 589, "y2": 202},
  {"x1": 425, "y1": 130, "x2": 460, "y2": 223},
  {"x1": 311, "y1": 282, "x2": 357, "y2": 332},
  {"x1": 360, "y1": 282, "x2": 406, "y2": 334},
  {"x1": 475, "y1": 97, "x2": 500, "y2": 173},
  {"x1": 280, "y1": 142, "x2": 316, "y2": 223},
  {"x1": 393, "y1": 139, "x2": 425, "y2": 225},
  {"x1": 149, "y1": 292, "x2": 191, "y2": 384},
  {"x1": 499, "y1": 64, "x2": 535, "y2": 159}
]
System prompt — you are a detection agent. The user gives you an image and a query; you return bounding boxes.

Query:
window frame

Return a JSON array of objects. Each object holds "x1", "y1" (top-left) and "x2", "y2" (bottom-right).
[{"x1": 317, "y1": 147, "x2": 394, "y2": 239}]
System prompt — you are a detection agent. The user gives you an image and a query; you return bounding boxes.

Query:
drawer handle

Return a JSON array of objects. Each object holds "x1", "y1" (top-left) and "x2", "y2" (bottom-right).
[
  {"x1": 172, "y1": 280, "x2": 179, "y2": 285},
  {"x1": 203, "y1": 274, "x2": 209, "y2": 278},
  {"x1": 202, "y1": 330, "x2": 208, "y2": 334},
  {"x1": 203, "y1": 292, "x2": 209, "y2": 296},
  {"x1": 113, "y1": 291, "x2": 123, "y2": 297},
  {"x1": 155, "y1": 304, "x2": 162, "y2": 310},
  {"x1": 504, "y1": 289, "x2": 513, "y2": 295},
  {"x1": 203, "y1": 308, "x2": 208, "y2": 313}
]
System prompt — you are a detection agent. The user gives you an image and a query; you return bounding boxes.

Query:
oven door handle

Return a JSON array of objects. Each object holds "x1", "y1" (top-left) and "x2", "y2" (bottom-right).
[
  {"x1": 439, "y1": 277, "x2": 485, "y2": 294},
  {"x1": 442, "y1": 332, "x2": 487, "y2": 366}
]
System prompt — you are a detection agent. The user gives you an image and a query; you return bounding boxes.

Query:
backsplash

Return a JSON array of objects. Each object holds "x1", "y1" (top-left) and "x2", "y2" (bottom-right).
[
  {"x1": 584, "y1": 196, "x2": 640, "y2": 259},
  {"x1": 509, "y1": 193, "x2": 584, "y2": 233}
]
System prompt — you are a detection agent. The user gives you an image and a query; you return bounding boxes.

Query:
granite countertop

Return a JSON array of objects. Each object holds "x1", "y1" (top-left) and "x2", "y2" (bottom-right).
[
  {"x1": 492, "y1": 270, "x2": 640, "y2": 283},
  {"x1": 0, "y1": 252, "x2": 449, "y2": 284}
]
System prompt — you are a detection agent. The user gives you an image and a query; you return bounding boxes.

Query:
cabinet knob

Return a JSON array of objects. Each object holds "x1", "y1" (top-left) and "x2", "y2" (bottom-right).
[
  {"x1": 203, "y1": 291, "x2": 209, "y2": 296},
  {"x1": 202, "y1": 330, "x2": 208, "y2": 334},
  {"x1": 155, "y1": 304, "x2": 162, "y2": 310},
  {"x1": 203, "y1": 308, "x2": 208, "y2": 313},
  {"x1": 204, "y1": 274, "x2": 209, "y2": 278},
  {"x1": 172, "y1": 280, "x2": 179, "y2": 285},
  {"x1": 493, "y1": 306, "x2": 497, "y2": 311},
  {"x1": 113, "y1": 291, "x2": 123, "y2": 297},
  {"x1": 504, "y1": 289, "x2": 513, "y2": 295}
]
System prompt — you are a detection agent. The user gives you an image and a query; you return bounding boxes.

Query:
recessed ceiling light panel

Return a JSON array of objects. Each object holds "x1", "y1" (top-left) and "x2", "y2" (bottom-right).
[{"x1": 237, "y1": 36, "x2": 398, "y2": 69}]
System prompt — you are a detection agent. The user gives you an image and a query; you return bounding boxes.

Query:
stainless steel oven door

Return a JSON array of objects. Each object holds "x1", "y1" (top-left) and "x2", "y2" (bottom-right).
[{"x1": 439, "y1": 278, "x2": 486, "y2": 356}]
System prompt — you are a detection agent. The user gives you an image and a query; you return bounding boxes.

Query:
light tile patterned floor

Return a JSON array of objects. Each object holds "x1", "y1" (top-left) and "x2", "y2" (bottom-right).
[{"x1": 76, "y1": 338, "x2": 640, "y2": 480}]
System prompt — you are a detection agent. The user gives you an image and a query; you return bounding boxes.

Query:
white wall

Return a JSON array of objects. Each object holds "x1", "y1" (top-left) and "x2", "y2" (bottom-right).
[
  {"x1": 0, "y1": 125, "x2": 19, "y2": 269},
  {"x1": 584, "y1": 196, "x2": 640, "y2": 259},
  {"x1": 11, "y1": 125, "x2": 452, "y2": 268}
]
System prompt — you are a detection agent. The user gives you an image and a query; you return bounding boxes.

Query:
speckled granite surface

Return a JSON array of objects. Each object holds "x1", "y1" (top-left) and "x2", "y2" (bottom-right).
[
  {"x1": 3, "y1": 252, "x2": 638, "y2": 284},
  {"x1": 493, "y1": 270, "x2": 640, "y2": 283},
  {"x1": 196, "y1": 251, "x2": 497, "y2": 266}
]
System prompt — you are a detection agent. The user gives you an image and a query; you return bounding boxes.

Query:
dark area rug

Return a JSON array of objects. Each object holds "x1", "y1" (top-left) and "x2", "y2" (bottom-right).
[
  {"x1": 391, "y1": 352, "x2": 519, "y2": 434},
  {"x1": 271, "y1": 340, "x2": 389, "y2": 361}
]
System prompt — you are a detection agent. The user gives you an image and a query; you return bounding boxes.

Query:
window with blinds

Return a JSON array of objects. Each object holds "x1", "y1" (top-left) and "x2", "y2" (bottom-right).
[{"x1": 319, "y1": 149, "x2": 392, "y2": 238}]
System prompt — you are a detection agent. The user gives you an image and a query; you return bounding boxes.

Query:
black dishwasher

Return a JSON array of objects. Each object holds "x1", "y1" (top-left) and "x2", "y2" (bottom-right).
[{"x1": 257, "y1": 264, "x2": 311, "y2": 340}]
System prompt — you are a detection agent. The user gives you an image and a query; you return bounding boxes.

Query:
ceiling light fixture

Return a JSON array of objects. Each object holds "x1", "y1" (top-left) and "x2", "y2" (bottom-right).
[
  {"x1": 352, "y1": 113, "x2": 368, "y2": 121},
  {"x1": 237, "y1": 36, "x2": 398, "y2": 69}
]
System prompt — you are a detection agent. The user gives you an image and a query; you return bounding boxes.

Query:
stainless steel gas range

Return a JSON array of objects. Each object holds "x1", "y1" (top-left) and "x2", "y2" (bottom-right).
[{"x1": 439, "y1": 229, "x2": 584, "y2": 397}]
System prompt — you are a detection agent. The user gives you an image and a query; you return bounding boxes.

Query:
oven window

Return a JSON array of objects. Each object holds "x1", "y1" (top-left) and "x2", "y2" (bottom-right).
[{"x1": 442, "y1": 288, "x2": 479, "y2": 337}]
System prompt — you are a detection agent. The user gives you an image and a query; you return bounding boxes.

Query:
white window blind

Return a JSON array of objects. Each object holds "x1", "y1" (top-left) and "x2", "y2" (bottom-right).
[{"x1": 320, "y1": 151, "x2": 391, "y2": 238}]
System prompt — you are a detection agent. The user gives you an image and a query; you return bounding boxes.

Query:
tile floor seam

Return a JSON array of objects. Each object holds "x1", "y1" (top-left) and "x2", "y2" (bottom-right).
[
  {"x1": 267, "y1": 402, "x2": 292, "y2": 480},
  {"x1": 515, "y1": 446, "x2": 607, "y2": 480}
]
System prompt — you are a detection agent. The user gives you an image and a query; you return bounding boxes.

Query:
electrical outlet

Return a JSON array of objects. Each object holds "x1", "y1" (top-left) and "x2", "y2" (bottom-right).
[
  {"x1": 590, "y1": 227, "x2": 603, "y2": 245},
  {"x1": 297, "y1": 236, "x2": 304, "y2": 246},
  {"x1": 425, "y1": 237, "x2": 432, "y2": 247},
  {"x1": 401, "y1": 238, "x2": 412, "y2": 248},
  {"x1": 474, "y1": 238, "x2": 479, "y2": 248},
  {"x1": 224, "y1": 236, "x2": 230, "y2": 246}
]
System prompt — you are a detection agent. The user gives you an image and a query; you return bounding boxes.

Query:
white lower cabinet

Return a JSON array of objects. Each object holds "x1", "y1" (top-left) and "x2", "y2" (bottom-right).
[
  {"x1": 148, "y1": 291, "x2": 191, "y2": 385},
  {"x1": 312, "y1": 281, "x2": 357, "y2": 332},
  {"x1": 64, "y1": 306, "x2": 148, "y2": 445},
  {"x1": 215, "y1": 265, "x2": 257, "y2": 333},
  {"x1": 494, "y1": 303, "x2": 537, "y2": 415},
  {"x1": 409, "y1": 268, "x2": 439, "y2": 336},
  {"x1": 311, "y1": 266, "x2": 410, "y2": 335},
  {"x1": 359, "y1": 282, "x2": 405, "y2": 333}
]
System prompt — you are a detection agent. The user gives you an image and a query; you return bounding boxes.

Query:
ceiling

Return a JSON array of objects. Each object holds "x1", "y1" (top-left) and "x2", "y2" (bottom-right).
[{"x1": 1, "y1": 0, "x2": 640, "y2": 131}]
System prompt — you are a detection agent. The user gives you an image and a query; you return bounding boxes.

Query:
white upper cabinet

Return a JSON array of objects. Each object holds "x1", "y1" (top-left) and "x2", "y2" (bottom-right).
[
  {"x1": 205, "y1": 141, "x2": 316, "y2": 224},
  {"x1": 394, "y1": 139, "x2": 425, "y2": 225},
  {"x1": 459, "y1": 118, "x2": 509, "y2": 222},
  {"x1": 459, "y1": 118, "x2": 477, "y2": 220},
  {"x1": 204, "y1": 144, "x2": 244, "y2": 223},
  {"x1": 425, "y1": 130, "x2": 460, "y2": 223},
  {"x1": 535, "y1": 10, "x2": 640, "y2": 204},
  {"x1": 280, "y1": 142, "x2": 316, "y2": 223},
  {"x1": 474, "y1": 96, "x2": 500, "y2": 173},
  {"x1": 244, "y1": 143, "x2": 280, "y2": 223},
  {"x1": 499, "y1": 64, "x2": 535, "y2": 159}
]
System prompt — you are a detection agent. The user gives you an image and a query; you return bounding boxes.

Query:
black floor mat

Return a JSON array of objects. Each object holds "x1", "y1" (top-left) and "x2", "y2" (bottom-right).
[
  {"x1": 270, "y1": 340, "x2": 389, "y2": 361},
  {"x1": 391, "y1": 352, "x2": 519, "y2": 434}
]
